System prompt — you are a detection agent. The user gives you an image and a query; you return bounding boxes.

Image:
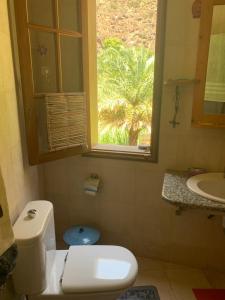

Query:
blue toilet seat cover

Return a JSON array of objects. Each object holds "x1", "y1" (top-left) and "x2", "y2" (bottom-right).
[{"x1": 63, "y1": 226, "x2": 100, "y2": 246}]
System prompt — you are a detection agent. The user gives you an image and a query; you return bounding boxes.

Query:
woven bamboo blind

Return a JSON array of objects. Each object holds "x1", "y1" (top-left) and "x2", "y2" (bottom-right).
[{"x1": 45, "y1": 93, "x2": 87, "y2": 152}]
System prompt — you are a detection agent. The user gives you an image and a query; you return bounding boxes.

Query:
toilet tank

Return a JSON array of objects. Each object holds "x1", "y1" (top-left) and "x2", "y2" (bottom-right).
[{"x1": 13, "y1": 201, "x2": 56, "y2": 295}]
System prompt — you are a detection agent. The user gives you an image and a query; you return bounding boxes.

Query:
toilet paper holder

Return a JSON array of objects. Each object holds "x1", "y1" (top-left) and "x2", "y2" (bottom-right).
[
  {"x1": 84, "y1": 174, "x2": 101, "y2": 196},
  {"x1": 90, "y1": 173, "x2": 99, "y2": 180}
]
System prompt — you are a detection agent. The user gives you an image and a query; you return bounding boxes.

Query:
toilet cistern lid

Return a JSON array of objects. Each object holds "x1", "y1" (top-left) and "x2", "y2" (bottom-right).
[{"x1": 61, "y1": 245, "x2": 138, "y2": 294}]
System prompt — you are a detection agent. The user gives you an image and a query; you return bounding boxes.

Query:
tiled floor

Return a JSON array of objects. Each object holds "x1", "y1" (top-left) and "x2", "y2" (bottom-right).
[{"x1": 135, "y1": 257, "x2": 225, "y2": 300}]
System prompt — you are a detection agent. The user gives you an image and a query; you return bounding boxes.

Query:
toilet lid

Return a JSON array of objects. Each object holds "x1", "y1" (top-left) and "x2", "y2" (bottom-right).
[{"x1": 62, "y1": 245, "x2": 138, "y2": 294}]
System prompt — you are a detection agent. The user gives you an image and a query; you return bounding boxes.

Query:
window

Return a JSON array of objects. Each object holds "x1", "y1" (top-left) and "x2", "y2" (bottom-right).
[
  {"x1": 10, "y1": 0, "x2": 166, "y2": 165},
  {"x1": 85, "y1": 0, "x2": 166, "y2": 161},
  {"x1": 97, "y1": 1, "x2": 156, "y2": 151}
]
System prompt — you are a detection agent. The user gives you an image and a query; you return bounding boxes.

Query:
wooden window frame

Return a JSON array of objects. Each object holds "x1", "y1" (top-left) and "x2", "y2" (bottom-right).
[
  {"x1": 85, "y1": 0, "x2": 167, "y2": 163},
  {"x1": 11, "y1": 0, "x2": 91, "y2": 165},
  {"x1": 9, "y1": 0, "x2": 166, "y2": 165},
  {"x1": 192, "y1": 0, "x2": 225, "y2": 128}
]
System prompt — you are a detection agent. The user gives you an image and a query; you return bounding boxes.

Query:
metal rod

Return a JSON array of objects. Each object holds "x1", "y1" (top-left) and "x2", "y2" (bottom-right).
[{"x1": 169, "y1": 85, "x2": 181, "y2": 128}]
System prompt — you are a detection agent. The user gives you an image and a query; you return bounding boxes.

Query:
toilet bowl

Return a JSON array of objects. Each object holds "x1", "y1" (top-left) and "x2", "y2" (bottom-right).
[{"x1": 13, "y1": 201, "x2": 138, "y2": 300}]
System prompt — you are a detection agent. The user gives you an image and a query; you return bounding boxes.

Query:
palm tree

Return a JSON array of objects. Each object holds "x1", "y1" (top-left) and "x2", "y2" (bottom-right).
[{"x1": 98, "y1": 38, "x2": 154, "y2": 146}]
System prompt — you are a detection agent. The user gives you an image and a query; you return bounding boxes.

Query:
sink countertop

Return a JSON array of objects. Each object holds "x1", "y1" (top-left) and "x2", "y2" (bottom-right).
[{"x1": 162, "y1": 170, "x2": 225, "y2": 212}]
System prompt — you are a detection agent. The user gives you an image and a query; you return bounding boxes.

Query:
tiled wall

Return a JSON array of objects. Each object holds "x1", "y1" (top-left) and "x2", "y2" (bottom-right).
[
  {"x1": 0, "y1": 0, "x2": 40, "y2": 299},
  {"x1": 43, "y1": 0, "x2": 225, "y2": 270}
]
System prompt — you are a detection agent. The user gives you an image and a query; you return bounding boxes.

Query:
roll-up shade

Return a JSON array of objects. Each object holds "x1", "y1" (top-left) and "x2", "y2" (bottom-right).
[{"x1": 45, "y1": 93, "x2": 87, "y2": 151}]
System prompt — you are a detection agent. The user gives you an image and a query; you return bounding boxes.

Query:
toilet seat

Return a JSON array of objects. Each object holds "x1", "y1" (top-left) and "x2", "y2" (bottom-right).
[{"x1": 62, "y1": 245, "x2": 138, "y2": 294}]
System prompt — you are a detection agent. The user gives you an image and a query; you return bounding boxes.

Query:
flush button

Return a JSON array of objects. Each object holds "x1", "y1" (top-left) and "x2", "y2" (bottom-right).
[{"x1": 27, "y1": 209, "x2": 37, "y2": 219}]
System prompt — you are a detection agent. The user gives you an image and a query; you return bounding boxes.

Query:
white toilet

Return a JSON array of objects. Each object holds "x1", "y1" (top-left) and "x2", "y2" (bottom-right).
[{"x1": 12, "y1": 201, "x2": 138, "y2": 300}]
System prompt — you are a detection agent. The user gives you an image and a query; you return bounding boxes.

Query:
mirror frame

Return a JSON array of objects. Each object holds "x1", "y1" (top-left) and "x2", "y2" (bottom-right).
[{"x1": 192, "y1": 0, "x2": 225, "y2": 128}]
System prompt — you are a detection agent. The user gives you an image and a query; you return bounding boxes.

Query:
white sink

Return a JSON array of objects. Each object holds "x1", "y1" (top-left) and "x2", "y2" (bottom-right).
[{"x1": 187, "y1": 173, "x2": 225, "y2": 204}]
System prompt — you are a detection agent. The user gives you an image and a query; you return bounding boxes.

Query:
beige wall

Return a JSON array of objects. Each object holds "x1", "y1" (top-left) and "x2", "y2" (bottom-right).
[
  {"x1": 0, "y1": 0, "x2": 40, "y2": 299},
  {"x1": 212, "y1": 5, "x2": 225, "y2": 34},
  {"x1": 42, "y1": 0, "x2": 225, "y2": 271}
]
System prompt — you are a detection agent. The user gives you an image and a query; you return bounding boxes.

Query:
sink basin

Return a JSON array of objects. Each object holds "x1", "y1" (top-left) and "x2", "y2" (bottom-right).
[{"x1": 187, "y1": 173, "x2": 225, "y2": 204}]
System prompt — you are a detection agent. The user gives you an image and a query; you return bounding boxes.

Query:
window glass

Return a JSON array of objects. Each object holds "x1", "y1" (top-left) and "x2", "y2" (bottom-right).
[
  {"x1": 61, "y1": 36, "x2": 83, "y2": 92},
  {"x1": 96, "y1": 0, "x2": 156, "y2": 151},
  {"x1": 27, "y1": 0, "x2": 55, "y2": 27},
  {"x1": 30, "y1": 30, "x2": 58, "y2": 93},
  {"x1": 59, "y1": 0, "x2": 81, "y2": 32}
]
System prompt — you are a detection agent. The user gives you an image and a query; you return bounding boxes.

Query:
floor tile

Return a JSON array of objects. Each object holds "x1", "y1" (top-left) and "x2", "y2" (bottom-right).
[
  {"x1": 204, "y1": 269, "x2": 225, "y2": 288},
  {"x1": 166, "y1": 269, "x2": 211, "y2": 300},
  {"x1": 135, "y1": 269, "x2": 176, "y2": 300},
  {"x1": 134, "y1": 257, "x2": 217, "y2": 300}
]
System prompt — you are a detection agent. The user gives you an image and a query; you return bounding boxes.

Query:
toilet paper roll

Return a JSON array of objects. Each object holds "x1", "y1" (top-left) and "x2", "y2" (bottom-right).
[
  {"x1": 84, "y1": 175, "x2": 100, "y2": 194},
  {"x1": 85, "y1": 190, "x2": 97, "y2": 196}
]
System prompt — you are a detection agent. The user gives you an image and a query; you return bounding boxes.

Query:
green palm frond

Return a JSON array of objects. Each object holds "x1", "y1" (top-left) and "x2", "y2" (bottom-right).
[
  {"x1": 99, "y1": 98, "x2": 127, "y2": 128},
  {"x1": 97, "y1": 38, "x2": 154, "y2": 145}
]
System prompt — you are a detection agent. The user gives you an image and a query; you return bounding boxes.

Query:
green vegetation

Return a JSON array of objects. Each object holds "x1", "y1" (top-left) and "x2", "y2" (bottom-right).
[{"x1": 98, "y1": 38, "x2": 154, "y2": 146}]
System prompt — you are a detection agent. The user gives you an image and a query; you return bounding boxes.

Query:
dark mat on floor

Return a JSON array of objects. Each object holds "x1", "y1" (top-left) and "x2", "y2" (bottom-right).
[{"x1": 118, "y1": 286, "x2": 160, "y2": 300}]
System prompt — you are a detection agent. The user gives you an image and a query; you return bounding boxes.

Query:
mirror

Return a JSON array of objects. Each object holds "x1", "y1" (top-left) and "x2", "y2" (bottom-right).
[
  {"x1": 204, "y1": 5, "x2": 225, "y2": 115},
  {"x1": 193, "y1": 0, "x2": 225, "y2": 127}
]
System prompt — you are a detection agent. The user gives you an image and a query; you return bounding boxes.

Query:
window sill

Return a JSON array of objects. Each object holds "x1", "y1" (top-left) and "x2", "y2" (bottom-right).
[
  {"x1": 94, "y1": 144, "x2": 150, "y2": 153},
  {"x1": 83, "y1": 144, "x2": 156, "y2": 162}
]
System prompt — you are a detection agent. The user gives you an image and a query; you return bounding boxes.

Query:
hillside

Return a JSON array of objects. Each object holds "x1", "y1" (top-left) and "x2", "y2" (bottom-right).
[{"x1": 96, "y1": 0, "x2": 157, "y2": 51}]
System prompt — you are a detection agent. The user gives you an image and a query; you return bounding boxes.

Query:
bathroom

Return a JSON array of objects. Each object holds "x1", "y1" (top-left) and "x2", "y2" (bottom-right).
[{"x1": 1, "y1": 0, "x2": 225, "y2": 299}]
